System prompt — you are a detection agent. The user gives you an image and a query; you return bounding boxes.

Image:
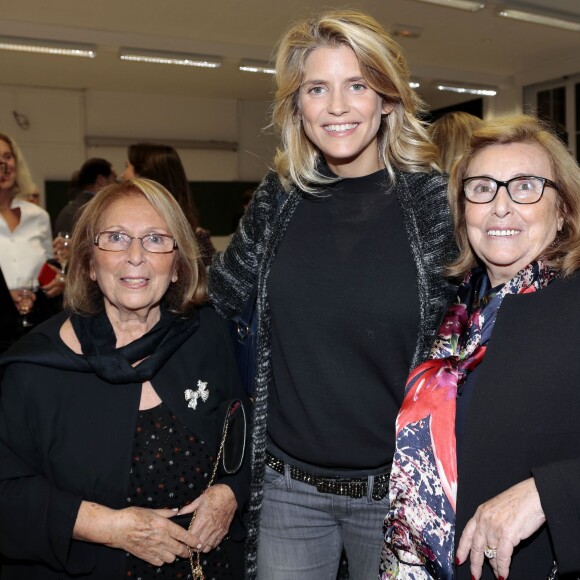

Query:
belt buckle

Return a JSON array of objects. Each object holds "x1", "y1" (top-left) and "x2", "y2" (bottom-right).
[{"x1": 314, "y1": 477, "x2": 336, "y2": 495}]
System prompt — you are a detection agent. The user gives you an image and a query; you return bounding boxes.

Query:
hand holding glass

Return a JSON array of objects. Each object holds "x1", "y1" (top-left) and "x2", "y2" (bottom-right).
[
  {"x1": 15, "y1": 277, "x2": 35, "y2": 327},
  {"x1": 56, "y1": 231, "x2": 72, "y2": 277}
]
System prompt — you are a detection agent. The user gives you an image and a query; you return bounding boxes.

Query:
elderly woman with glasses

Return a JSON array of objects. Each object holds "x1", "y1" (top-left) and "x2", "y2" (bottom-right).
[
  {"x1": 381, "y1": 115, "x2": 580, "y2": 580},
  {"x1": 0, "y1": 179, "x2": 249, "y2": 580}
]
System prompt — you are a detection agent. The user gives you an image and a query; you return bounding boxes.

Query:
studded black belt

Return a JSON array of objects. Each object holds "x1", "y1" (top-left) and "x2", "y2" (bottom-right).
[{"x1": 265, "y1": 452, "x2": 390, "y2": 500}]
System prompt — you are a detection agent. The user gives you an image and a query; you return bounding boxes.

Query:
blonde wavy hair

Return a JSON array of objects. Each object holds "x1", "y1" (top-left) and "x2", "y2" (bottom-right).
[
  {"x1": 447, "y1": 115, "x2": 580, "y2": 279},
  {"x1": 272, "y1": 9, "x2": 438, "y2": 193},
  {"x1": 0, "y1": 133, "x2": 35, "y2": 197},
  {"x1": 65, "y1": 178, "x2": 207, "y2": 315},
  {"x1": 429, "y1": 112, "x2": 482, "y2": 174}
]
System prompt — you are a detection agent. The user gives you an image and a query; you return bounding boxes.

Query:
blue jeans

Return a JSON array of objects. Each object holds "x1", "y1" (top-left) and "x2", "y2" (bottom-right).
[{"x1": 256, "y1": 464, "x2": 389, "y2": 580}]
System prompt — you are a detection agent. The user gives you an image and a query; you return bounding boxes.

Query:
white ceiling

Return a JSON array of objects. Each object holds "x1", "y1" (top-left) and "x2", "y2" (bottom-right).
[{"x1": 0, "y1": 0, "x2": 578, "y2": 111}]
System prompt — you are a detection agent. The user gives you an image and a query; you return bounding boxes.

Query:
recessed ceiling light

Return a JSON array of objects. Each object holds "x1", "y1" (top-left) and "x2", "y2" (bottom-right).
[
  {"x1": 119, "y1": 48, "x2": 221, "y2": 68},
  {"x1": 496, "y1": 6, "x2": 580, "y2": 32},
  {"x1": 408, "y1": 0, "x2": 485, "y2": 12},
  {"x1": 0, "y1": 36, "x2": 96, "y2": 58},
  {"x1": 435, "y1": 81, "x2": 497, "y2": 96},
  {"x1": 239, "y1": 60, "x2": 276, "y2": 75}
]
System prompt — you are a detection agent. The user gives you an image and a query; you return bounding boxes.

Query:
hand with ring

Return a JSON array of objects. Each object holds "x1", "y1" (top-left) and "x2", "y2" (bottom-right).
[{"x1": 455, "y1": 478, "x2": 546, "y2": 579}]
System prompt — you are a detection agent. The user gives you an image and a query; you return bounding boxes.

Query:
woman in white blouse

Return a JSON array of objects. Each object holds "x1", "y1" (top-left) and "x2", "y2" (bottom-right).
[{"x1": 0, "y1": 133, "x2": 60, "y2": 320}]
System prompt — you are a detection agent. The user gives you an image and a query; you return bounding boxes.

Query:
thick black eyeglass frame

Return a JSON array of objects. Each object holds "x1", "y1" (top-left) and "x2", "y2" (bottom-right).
[
  {"x1": 462, "y1": 175, "x2": 559, "y2": 205},
  {"x1": 94, "y1": 231, "x2": 178, "y2": 253}
]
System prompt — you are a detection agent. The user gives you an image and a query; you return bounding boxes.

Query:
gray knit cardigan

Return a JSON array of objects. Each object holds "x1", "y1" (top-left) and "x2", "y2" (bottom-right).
[{"x1": 208, "y1": 168, "x2": 457, "y2": 578}]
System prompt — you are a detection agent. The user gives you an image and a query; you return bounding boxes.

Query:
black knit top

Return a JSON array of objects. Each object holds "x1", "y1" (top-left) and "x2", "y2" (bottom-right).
[{"x1": 267, "y1": 169, "x2": 419, "y2": 471}]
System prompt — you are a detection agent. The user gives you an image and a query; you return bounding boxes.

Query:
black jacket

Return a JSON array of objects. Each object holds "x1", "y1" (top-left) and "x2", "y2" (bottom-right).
[
  {"x1": 456, "y1": 273, "x2": 580, "y2": 579},
  {"x1": 0, "y1": 306, "x2": 250, "y2": 580},
  {"x1": 0, "y1": 267, "x2": 18, "y2": 354}
]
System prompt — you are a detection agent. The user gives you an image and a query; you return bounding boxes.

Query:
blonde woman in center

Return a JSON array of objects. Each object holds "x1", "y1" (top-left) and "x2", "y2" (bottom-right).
[{"x1": 209, "y1": 9, "x2": 457, "y2": 579}]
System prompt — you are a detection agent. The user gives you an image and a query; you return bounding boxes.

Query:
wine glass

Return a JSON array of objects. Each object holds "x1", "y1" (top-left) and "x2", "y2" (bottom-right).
[
  {"x1": 15, "y1": 277, "x2": 35, "y2": 328},
  {"x1": 56, "y1": 231, "x2": 72, "y2": 277}
]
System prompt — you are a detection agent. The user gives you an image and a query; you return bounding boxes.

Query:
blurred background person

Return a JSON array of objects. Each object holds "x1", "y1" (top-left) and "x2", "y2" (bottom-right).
[
  {"x1": 209, "y1": 10, "x2": 456, "y2": 579},
  {"x1": 53, "y1": 159, "x2": 116, "y2": 294},
  {"x1": 429, "y1": 111, "x2": 482, "y2": 174},
  {"x1": 53, "y1": 157, "x2": 116, "y2": 233},
  {"x1": 0, "y1": 178, "x2": 249, "y2": 580},
  {"x1": 120, "y1": 143, "x2": 216, "y2": 267},
  {"x1": 382, "y1": 115, "x2": 580, "y2": 579},
  {"x1": 0, "y1": 132, "x2": 62, "y2": 336},
  {"x1": 0, "y1": 266, "x2": 19, "y2": 353},
  {"x1": 0, "y1": 157, "x2": 33, "y2": 352}
]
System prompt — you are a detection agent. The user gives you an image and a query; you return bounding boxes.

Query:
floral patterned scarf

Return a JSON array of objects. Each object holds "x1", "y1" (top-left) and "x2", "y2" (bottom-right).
[{"x1": 380, "y1": 261, "x2": 557, "y2": 580}]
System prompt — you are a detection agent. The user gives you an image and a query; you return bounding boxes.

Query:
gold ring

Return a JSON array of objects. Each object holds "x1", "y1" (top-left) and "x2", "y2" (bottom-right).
[{"x1": 484, "y1": 545, "x2": 497, "y2": 559}]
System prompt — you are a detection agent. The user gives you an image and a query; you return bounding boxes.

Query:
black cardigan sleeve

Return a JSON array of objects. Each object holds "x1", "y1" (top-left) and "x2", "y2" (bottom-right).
[
  {"x1": 208, "y1": 171, "x2": 283, "y2": 320},
  {"x1": 0, "y1": 363, "x2": 96, "y2": 574}
]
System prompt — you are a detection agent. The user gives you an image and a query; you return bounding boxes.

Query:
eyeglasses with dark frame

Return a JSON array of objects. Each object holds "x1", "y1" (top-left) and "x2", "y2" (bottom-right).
[
  {"x1": 462, "y1": 175, "x2": 559, "y2": 205},
  {"x1": 94, "y1": 231, "x2": 178, "y2": 254}
]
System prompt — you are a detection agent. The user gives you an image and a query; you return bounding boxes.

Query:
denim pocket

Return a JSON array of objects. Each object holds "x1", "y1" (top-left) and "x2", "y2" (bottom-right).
[{"x1": 262, "y1": 464, "x2": 287, "y2": 490}]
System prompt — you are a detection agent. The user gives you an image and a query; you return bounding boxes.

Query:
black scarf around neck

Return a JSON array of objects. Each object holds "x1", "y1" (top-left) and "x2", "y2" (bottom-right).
[{"x1": 70, "y1": 307, "x2": 198, "y2": 384}]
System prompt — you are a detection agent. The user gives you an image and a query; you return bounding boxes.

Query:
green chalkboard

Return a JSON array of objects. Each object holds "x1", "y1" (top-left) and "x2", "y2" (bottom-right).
[
  {"x1": 190, "y1": 181, "x2": 259, "y2": 236},
  {"x1": 45, "y1": 180, "x2": 70, "y2": 231}
]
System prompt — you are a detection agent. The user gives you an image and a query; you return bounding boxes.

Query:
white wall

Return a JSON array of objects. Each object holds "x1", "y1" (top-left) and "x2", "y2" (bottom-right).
[
  {"x1": 0, "y1": 85, "x2": 278, "y2": 205},
  {"x1": 0, "y1": 87, "x2": 86, "y2": 200},
  {"x1": 238, "y1": 100, "x2": 277, "y2": 181},
  {"x1": 484, "y1": 86, "x2": 523, "y2": 120}
]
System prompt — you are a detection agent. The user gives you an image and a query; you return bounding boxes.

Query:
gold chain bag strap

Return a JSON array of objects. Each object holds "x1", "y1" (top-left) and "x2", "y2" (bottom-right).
[{"x1": 187, "y1": 403, "x2": 234, "y2": 580}]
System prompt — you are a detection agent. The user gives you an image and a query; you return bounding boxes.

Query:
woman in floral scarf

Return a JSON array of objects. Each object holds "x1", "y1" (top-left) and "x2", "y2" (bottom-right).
[{"x1": 381, "y1": 115, "x2": 580, "y2": 580}]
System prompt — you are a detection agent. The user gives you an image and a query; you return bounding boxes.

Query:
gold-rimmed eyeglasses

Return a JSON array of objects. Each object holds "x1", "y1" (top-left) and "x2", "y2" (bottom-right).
[{"x1": 94, "y1": 231, "x2": 178, "y2": 253}]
